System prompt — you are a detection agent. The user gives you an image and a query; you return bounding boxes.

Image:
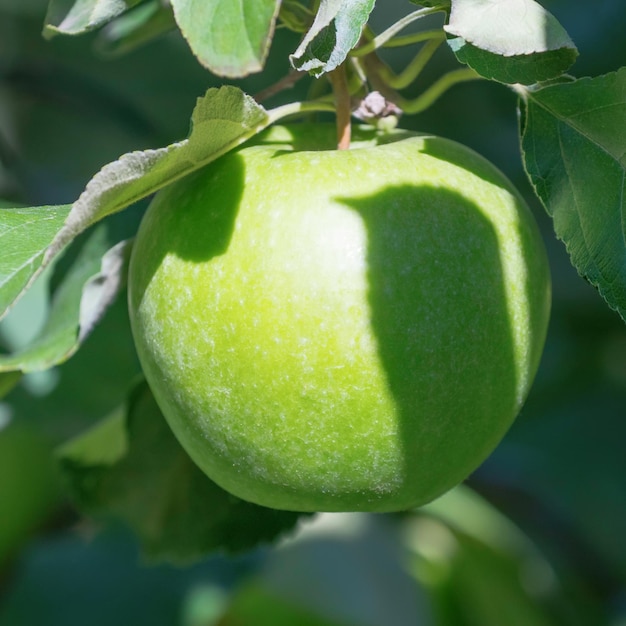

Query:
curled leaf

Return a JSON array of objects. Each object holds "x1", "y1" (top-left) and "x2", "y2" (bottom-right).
[
  {"x1": 290, "y1": 0, "x2": 376, "y2": 77},
  {"x1": 44, "y1": 0, "x2": 143, "y2": 38}
]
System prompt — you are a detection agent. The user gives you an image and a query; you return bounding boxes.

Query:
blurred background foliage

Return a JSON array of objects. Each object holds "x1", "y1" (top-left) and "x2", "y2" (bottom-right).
[{"x1": 1, "y1": 0, "x2": 626, "y2": 624}]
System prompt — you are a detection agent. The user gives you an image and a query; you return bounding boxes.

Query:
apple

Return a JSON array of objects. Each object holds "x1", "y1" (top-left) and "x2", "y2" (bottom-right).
[{"x1": 128, "y1": 123, "x2": 550, "y2": 512}]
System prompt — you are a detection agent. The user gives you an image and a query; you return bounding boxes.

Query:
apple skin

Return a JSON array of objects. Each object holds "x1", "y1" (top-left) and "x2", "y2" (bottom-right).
[{"x1": 128, "y1": 124, "x2": 551, "y2": 512}]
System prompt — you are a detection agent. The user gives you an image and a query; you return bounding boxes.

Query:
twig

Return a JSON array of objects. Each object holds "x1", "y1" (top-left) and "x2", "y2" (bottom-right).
[
  {"x1": 254, "y1": 69, "x2": 306, "y2": 103},
  {"x1": 329, "y1": 65, "x2": 351, "y2": 150}
]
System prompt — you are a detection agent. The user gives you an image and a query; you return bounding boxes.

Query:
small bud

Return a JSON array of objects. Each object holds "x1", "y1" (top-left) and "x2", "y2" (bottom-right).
[{"x1": 352, "y1": 91, "x2": 403, "y2": 124}]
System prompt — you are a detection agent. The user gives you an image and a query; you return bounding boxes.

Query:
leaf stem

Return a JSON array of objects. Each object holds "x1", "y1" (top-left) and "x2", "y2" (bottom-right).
[
  {"x1": 266, "y1": 100, "x2": 336, "y2": 125},
  {"x1": 380, "y1": 29, "x2": 445, "y2": 49},
  {"x1": 329, "y1": 65, "x2": 352, "y2": 150},
  {"x1": 385, "y1": 36, "x2": 444, "y2": 89},
  {"x1": 400, "y1": 68, "x2": 481, "y2": 114}
]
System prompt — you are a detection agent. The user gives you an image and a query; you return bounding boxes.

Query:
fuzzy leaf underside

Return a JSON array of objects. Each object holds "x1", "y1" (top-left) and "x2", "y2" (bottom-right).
[{"x1": 44, "y1": 0, "x2": 143, "y2": 37}]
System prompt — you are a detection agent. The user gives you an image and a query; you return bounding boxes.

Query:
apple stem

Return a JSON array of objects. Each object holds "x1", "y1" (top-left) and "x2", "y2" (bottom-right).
[{"x1": 329, "y1": 65, "x2": 352, "y2": 150}]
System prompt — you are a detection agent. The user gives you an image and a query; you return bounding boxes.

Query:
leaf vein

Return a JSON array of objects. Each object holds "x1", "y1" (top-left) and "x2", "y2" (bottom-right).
[{"x1": 531, "y1": 94, "x2": 624, "y2": 165}]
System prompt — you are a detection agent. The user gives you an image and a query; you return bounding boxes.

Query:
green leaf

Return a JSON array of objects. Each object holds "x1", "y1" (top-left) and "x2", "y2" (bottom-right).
[
  {"x1": 170, "y1": 0, "x2": 281, "y2": 77},
  {"x1": 278, "y1": 0, "x2": 315, "y2": 33},
  {"x1": 444, "y1": 0, "x2": 577, "y2": 84},
  {"x1": 59, "y1": 407, "x2": 128, "y2": 466},
  {"x1": 0, "y1": 227, "x2": 130, "y2": 372},
  {"x1": 44, "y1": 0, "x2": 143, "y2": 38},
  {"x1": 412, "y1": 487, "x2": 607, "y2": 626},
  {"x1": 0, "y1": 205, "x2": 72, "y2": 322},
  {"x1": 59, "y1": 381, "x2": 310, "y2": 563},
  {"x1": 1, "y1": 87, "x2": 267, "y2": 325},
  {"x1": 0, "y1": 371, "x2": 21, "y2": 399},
  {"x1": 290, "y1": 0, "x2": 376, "y2": 77},
  {"x1": 95, "y1": 0, "x2": 176, "y2": 57},
  {"x1": 520, "y1": 69, "x2": 626, "y2": 320}
]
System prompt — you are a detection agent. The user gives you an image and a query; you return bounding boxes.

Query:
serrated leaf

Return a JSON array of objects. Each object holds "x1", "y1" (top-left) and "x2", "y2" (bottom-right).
[
  {"x1": 0, "y1": 227, "x2": 130, "y2": 372},
  {"x1": 44, "y1": 86, "x2": 269, "y2": 269},
  {"x1": 520, "y1": 69, "x2": 626, "y2": 320},
  {"x1": 44, "y1": 0, "x2": 143, "y2": 38},
  {"x1": 59, "y1": 381, "x2": 310, "y2": 563},
  {"x1": 171, "y1": 0, "x2": 281, "y2": 77},
  {"x1": 444, "y1": 0, "x2": 577, "y2": 84},
  {"x1": 0, "y1": 205, "x2": 72, "y2": 322},
  {"x1": 290, "y1": 0, "x2": 376, "y2": 77}
]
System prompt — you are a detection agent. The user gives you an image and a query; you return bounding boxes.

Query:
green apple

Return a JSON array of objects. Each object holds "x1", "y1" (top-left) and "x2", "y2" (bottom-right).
[{"x1": 128, "y1": 124, "x2": 550, "y2": 512}]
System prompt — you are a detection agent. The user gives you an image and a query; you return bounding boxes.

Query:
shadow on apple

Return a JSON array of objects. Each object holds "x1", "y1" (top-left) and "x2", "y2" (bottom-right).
[{"x1": 342, "y1": 183, "x2": 518, "y2": 503}]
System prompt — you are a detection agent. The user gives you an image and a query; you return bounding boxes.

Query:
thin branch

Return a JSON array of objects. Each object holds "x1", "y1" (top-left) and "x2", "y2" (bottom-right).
[
  {"x1": 329, "y1": 66, "x2": 352, "y2": 150},
  {"x1": 254, "y1": 69, "x2": 306, "y2": 103}
]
